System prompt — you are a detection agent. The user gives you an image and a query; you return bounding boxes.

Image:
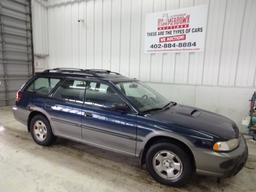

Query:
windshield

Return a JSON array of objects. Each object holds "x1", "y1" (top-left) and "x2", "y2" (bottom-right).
[{"x1": 115, "y1": 81, "x2": 169, "y2": 112}]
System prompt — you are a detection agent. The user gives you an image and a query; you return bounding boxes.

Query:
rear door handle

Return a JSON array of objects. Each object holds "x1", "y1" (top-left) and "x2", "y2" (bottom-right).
[{"x1": 84, "y1": 112, "x2": 93, "y2": 118}]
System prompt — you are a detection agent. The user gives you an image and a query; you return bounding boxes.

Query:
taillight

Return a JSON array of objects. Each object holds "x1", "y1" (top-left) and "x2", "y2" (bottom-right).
[{"x1": 16, "y1": 91, "x2": 22, "y2": 102}]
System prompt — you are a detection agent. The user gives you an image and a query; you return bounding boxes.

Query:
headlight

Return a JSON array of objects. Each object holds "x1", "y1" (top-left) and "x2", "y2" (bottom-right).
[{"x1": 213, "y1": 138, "x2": 239, "y2": 152}]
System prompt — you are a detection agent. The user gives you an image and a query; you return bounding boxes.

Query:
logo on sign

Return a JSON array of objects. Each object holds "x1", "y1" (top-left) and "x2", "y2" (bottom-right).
[{"x1": 157, "y1": 13, "x2": 190, "y2": 30}]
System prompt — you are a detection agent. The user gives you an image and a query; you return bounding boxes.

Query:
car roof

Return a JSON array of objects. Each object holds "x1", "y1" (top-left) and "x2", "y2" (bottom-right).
[{"x1": 35, "y1": 68, "x2": 134, "y2": 83}]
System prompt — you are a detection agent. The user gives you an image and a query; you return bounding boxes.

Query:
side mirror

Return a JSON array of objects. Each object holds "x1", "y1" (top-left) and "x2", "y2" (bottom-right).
[{"x1": 111, "y1": 103, "x2": 130, "y2": 113}]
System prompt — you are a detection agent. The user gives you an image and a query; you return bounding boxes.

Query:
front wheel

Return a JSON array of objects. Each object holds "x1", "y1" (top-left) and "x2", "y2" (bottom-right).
[{"x1": 145, "y1": 142, "x2": 193, "y2": 187}]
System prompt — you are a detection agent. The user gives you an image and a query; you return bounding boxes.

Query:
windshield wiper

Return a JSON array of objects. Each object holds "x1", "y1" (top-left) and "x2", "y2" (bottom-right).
[
  {"x1": 142, "y1": 101, "x2": 176, "y2": 114},
  {"x1": 162, "y1": 101, "x2": 176, "y2": 109},
  {"x1": 142, "y1": 107, "x2": 163, "y2": 113}
]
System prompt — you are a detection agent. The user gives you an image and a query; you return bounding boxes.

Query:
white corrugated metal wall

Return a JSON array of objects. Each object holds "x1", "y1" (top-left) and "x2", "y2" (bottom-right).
[
  {"x1": 35, "y1": 0, "x2": 256, "y2": 88},
  {"x1": 32, "y1": 0, "x2": 48, "y2": 56},
  {"x1": 32, "y1": 0, "x2": 48, "y2": 71},
  {"x1": 32, "y1": 0, "x2": 256, "y2": 129}
]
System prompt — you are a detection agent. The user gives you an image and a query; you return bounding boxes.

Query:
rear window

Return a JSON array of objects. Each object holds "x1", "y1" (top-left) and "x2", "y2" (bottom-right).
[{"x1": 27, "y1": 77, "x2": 60, "y2": 95}]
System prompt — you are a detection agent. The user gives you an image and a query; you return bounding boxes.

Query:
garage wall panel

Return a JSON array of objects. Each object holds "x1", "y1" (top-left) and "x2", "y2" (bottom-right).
[
  {"x1": 102, "y1": 0, "x2": 111, "y2": 70},
  {"x1": 139, "y1": 0, "x2": 153, "y2": 81},
  {"x1": 62, "y1": 4, "x2": 72, "y2": 67},
  {"x1": 119, "y1": 0, "x2": 132, "y2": 77},
  {"x1": 218, "y1": 0, "x2": 246, "y2": 86},
  {"x1": 0, "y1": 0, "x2": 33, "y2": 106},
  {"x1": 202, "y1": 0, "x2": 226, "y2": 86},
  {"x1": 78, "y1": 1, "x2": 86, "y2": 68},
  {"x1": 44, "y1": 0, "x2": 256, "y2": 88},
  {"x1": 110, "y1": 0, "x2": 121, "y2": 73},
  {"x1": 129, "y1": 0, "x2": 142, "y2": 79},
  {"x1": 236, "y1": 0, "x2": 256, "y2": 87},
  {"x1": 47, "y1": 7, "x2": 56, "y2": 67},
  {"x1": 150, "y1": 0, "x2": 165, "y2": 82},
  {"x1": 161, "y1": 0, "x2": 179, "y2": 83},
  {"x1": 173, "y1": 0, "x2": 192, "y2": 84},
  {"x1": 32, "y1": 0, "x2": 48, "y2": 56},
  {"x1": 86, "y1": 0, "x2": 94, "y2": 68},
  {"x1": 187, "y1": 0, "x2": 209, "y2": 85},
  {"x1": 94, "y1": 0, "x2": 103, "y2": 69}
]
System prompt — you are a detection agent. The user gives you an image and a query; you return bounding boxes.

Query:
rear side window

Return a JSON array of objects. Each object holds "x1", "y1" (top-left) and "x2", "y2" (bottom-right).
[
  {"x1": 53, "y1": 79, "x2": 86, "y2": 103},
  {"x1": 27, "y1": 77, "x2": 60, "y2": 95}
]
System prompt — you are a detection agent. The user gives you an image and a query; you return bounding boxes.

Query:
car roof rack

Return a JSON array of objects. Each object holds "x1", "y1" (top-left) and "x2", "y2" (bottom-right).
[
  {"x1": 43, "y1": 68, "x2": 121, "y2": 77},
  {"x1": 84, "y1": 69, "x2": 120, "y2": 76}
]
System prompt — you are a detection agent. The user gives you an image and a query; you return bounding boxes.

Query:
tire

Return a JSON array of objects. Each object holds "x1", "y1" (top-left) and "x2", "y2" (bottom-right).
[
  {"x1": 30, "y1": 114, "x2": 56, "y2": 146},
  {"x1": 145, "y1": 142, "x2": 193, "y2": 187}
]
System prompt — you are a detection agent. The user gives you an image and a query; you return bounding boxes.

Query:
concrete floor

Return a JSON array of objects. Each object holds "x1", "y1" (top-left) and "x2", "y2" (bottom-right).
[{"x1": 0, "y1": 107, "x2": 256, "y2": 192}]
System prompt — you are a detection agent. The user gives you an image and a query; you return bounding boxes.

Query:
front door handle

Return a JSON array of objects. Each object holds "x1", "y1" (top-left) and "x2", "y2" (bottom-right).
[{"x1": 84, "y1": 112, "x2": 93, "y2": 118}]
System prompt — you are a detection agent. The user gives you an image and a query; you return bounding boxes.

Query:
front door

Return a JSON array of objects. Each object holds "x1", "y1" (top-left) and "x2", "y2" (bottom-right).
[{"x1": 81, "y1": 80, "x2": 137, "y2": 155}]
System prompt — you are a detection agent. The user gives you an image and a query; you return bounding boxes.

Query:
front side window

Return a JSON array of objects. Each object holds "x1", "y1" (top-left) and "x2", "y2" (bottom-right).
[
  {"x1": 85, "y1": 81, "x2": 125, "y2": 108},
  {"x1": 53, "y1": 79, "x2": 86, "y2": 103},
  {"x1": 115, "y1": 81, "x2": 169, "y2": 112},
  {"x1": 27, "y1": 77, "x2": 60, "y2": 95}
]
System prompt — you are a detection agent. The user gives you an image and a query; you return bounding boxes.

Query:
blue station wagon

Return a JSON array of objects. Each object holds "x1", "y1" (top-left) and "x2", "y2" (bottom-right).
[{"x1": 13, "y1": 68, "x2": 248, "y2": 186}]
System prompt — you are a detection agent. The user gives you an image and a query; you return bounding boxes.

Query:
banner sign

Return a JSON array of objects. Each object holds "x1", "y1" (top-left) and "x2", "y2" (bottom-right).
[{"x1": 144, "y1": 5, "x2": 208, "y2": 53}]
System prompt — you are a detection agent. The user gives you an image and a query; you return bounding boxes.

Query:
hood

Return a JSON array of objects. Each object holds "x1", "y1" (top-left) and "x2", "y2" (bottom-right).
[{"x1": 147, "y1": 104, "x2": 239, "y2": 140}]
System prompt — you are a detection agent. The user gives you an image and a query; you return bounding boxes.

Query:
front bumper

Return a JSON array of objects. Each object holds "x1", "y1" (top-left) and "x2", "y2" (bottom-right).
[{"x1": 195, "y1": 135, "x2": 248, "y2": 177}]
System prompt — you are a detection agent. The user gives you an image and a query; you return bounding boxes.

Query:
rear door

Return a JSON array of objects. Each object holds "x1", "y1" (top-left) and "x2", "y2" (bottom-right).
[
  {"x1": 23, "y1": 76, "x2": 61, "y2": 109},
  {"x1": 17, "y1": 76, "x2": 61, "y2": 123},
  {"x1": 81, "y1": 80, "x2": 137, "y2": 155},
  {"x1": 44, "y1": 78, "x2": 86, "y2": 140}
]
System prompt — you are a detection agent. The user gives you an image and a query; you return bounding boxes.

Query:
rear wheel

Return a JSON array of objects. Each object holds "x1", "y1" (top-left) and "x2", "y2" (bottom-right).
[
  {"x1": 30, "y1": 115, "x2": 56, "y2": 146},
  {"x1": 145, "y1": 142, "x2": 193, "y2": 187}
]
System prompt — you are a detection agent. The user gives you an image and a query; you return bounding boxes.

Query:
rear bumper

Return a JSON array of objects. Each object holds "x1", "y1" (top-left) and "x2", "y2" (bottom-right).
[
  {"x1": 195, "y1": 135, "x2": 248, "y2": 177},
  {"x1": 12, "y1": 105, "x2": 30, "y2": 126}
]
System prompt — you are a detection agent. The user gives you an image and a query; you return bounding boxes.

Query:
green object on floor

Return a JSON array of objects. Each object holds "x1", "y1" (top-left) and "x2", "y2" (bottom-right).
[{"x1": 249, "y1": 91, "x2": 256, "y2": 140}]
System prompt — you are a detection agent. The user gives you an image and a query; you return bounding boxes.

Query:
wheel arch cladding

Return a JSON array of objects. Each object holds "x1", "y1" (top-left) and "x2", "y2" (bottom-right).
[
  {"x1": 141, "y1": 136, "x2": 196, "y2": 170},
  {"x1": 27, "y1": 111, "x2": 49, "y2": 132}
]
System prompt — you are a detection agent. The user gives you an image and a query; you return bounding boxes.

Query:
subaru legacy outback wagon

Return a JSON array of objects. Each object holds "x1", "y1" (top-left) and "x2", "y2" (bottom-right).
[{"x1": 13, "y1": 68, "x2": 248, "y2": 186}]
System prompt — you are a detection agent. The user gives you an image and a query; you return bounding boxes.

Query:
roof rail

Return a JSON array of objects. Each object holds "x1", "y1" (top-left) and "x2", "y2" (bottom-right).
[
  {"x1": 43, "y1": 68, "x2": 95, "y2": 77},
  {"x1": 43, "y1": 68, "x2": 121, "y2": 77},
  {"x1": 84, "y1": 69, "x2": 120, "y2": 76},
  {"x1": 43, "y1": 68, "x2": 84, "y2": 72}
]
